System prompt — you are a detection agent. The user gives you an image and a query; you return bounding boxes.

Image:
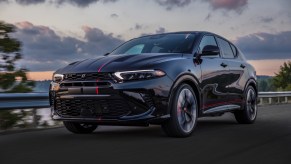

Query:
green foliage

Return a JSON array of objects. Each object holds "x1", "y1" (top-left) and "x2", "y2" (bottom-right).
[
  {"x1": 273, "y1": 61, "x2": 291, "y2": 91},
  {"x1": 0, "y1": 21, "x2": 35, "y2": 130},
  {"x1": 258, "y1": 80, "x2": 268, "y2": 91},
  {"x1": 0, "y1": 21, "x2": 22, "y2": 66},
  {"x1": 257, "y1": 76, "x2": 275, "y2": 92},
  {"x1": 0, "y1": 110, "x2": 29, "y2": 129},
  {"x1": 0, "y1": 21, "x2": 34, "y2": 92},
  {"x1": 285, "y1": 84, "x2": 291, "y2": 91}
]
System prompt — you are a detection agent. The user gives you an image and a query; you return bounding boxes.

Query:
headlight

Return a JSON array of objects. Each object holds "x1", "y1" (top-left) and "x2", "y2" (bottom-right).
[
  {"x1": 113, "y1": 70, "x2": 166, "y2": 81},
  {"x1": 53, "y1": 74, "x2": 64, "y2": 83}
]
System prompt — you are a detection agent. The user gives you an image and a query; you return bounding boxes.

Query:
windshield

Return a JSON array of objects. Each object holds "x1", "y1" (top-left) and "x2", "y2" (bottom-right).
[{"x1": 110, "y1": 33, "x2": 196, "y2": 55}]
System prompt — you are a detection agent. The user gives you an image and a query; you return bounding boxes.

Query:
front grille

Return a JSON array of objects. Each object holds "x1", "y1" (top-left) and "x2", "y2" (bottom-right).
[
  {"x1": 63, "y1": 73, "x2": 112, "y2": 81},
  {"x1": 142, "y1": 94, "x2": 154, "y2": 108},
  {"x1": 60, "y1": 81, "x2": 111, "y2": 87},
  {"x1": 55, "y1": 98, "x2": 130, "y2": 118},
  {"x1": 49, "y1": 92, "x2": 55, "y2": 106}
]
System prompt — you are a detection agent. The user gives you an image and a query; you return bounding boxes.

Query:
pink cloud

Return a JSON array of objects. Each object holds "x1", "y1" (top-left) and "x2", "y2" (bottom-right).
[
  {"x1": 207, "y1": 0, "x2": 248, "y2": 13},
  {"x1": 15, "y1": 21, "x2": 34, "y2": 29},
  {"x1": 81, "y1": 25, "x2": 92, "y2": 33}
]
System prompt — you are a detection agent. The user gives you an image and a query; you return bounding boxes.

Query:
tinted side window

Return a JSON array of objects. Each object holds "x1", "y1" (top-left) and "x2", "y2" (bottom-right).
[
  {"x1": 125, "y1": 44, "x2": 144, "y2": 54},
  {"x1": 217, "y1": 37, "x2": 234, "y2": 58},
  {"x1": 198, "y1": 35, "x2": 218, "y2": 54}
]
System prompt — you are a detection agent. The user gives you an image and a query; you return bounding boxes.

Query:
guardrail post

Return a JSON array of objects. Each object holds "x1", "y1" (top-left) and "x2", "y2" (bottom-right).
[
  {"x1": 269, "y1": 97, "x2": 272, "y2": 104},
  {"x1": 32, "y1": 108, "x2": 38, "y2": 128},
  {"x1": 259, "y1": 98, "x2": 263, "y2": 105},
  {"x1": 285, "y1": 96, "x2": 288, "y2": 103}
]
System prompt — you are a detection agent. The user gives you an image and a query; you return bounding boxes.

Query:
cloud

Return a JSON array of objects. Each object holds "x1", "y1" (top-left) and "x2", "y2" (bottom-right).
[
  {"x1": 134, "y1": 24, "x2": 143, "y2": 30},
  {"x1": 103, "y1": 0, "x2": 118, "y2": 3},
  {"x1": 155, "y1": 0, "x2": 191, "y2": 10},
  {"x1": 10, "y1": 0, "x2": 118, "y2": 7},
  {"x1": 110, "y1": 13, "x2": 118, "y2": 18},
  {"x1": 205, "y1": 0, "x2": 248, "y2": 14},
  {"x1": 260, "y1": 17, "x2": 274, "y2": 23},
  {"x1": 140, "y1": 27, "x2": 167, "y2": 36},
  {"x1": 235, "y1": 31, "x2": 291, "y2": 60},
  {"x1": 55, "y1": 0, "x2": 101, "y2": 7},
  {"x1": 82, "y1": 25, "x2": 123, "y2": 53},
  {"x1": 130, "y1": 24, "x2": 144, "y2": 31},
  {"x1": 55, "y1": 0, "x2": 119, "y2": 7},
  {"x1": 204, "y1": 13, "x2": 212, "y2": 21},
  {"x1": 15, "y1": 0, "x2": 45, "y2": 5},
  {"x1": 155, "y1": 0, "x2": 248, "y2": 13},
  {"x1": 13, "y1": 21, "x2": 124, "y2": 71},
  {"x1": 0, "y1": 0, "x2": 8, "y2": 3},
  {"x1": 155, "y1": 27, "x2": 166, "y2": 34}
]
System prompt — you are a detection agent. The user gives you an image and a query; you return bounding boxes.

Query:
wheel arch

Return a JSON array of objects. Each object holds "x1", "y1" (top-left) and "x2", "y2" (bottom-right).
[
  {"x1": 168, "y1": 73, "x2": 201, "y2": 115},
  {"x1": 245, "y1": 78, "x2": 258, "y2": 95}
]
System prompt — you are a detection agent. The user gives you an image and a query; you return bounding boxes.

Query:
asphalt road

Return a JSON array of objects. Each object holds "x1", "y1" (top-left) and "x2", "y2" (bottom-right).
[{"x1": 1, "y1": 104, "x2": 291, "y2": 164}]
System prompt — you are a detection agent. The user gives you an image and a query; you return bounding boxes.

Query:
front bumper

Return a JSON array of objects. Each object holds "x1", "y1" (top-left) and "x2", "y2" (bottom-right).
[{"x1": 50, "y1": 75, "x2": 172, "y2": 124}]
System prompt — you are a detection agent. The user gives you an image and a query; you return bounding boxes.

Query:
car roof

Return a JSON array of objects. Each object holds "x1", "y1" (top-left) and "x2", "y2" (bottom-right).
[
  {"x1": 136, "y1": 31, "x2": 218, "y2": 39},
  {"x1": 130, "y1": 31, "x2": 235, "y2": 47}
]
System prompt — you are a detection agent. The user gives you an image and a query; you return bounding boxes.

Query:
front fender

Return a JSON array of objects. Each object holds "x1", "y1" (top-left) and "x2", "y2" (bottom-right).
[{"x1": 167, "y1": 73, "x2": 201, "y2": 115}]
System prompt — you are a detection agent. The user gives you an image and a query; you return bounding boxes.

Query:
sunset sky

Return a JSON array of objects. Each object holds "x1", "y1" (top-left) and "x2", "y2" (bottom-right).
[{"x1": 1, "y1": 0, "x2": 291, "y2": 80}]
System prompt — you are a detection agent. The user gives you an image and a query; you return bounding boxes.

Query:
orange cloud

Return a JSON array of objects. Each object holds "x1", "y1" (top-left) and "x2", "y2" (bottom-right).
[
  {"x1": 26, "y1": 71, "x2": 54, "y2": 81},
  {"x1": 248, "y1": 59, "x2": 289, "y2": 76}
]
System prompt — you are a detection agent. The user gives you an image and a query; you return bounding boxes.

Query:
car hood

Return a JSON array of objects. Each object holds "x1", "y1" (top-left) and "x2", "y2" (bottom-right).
[{"x1": 55, "y1": 53, "x2": 183, "y2": 74}]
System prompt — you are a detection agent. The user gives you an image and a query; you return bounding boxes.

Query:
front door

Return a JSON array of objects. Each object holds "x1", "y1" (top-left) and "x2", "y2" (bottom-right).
[{"x1": 198, "y1": 35, "x2": 230, "y2": 113}]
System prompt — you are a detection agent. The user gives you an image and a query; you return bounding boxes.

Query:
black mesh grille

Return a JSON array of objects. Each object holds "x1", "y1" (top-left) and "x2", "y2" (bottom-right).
[
  {"x1": 143, "y1": 94, "x2": 154, "y2": 108},
  {"x1": 49, "y1": 92, "x2": 55, "y2": 106},
  {"x1": 60, "y1": 81, "x2": 111, "y2": 87},
  {"x1": 55, "y1": 98, "x2": 130, "y2": 118},
  {"x1": 63, "y1": 73, "x2": 112, "y2": 81}
]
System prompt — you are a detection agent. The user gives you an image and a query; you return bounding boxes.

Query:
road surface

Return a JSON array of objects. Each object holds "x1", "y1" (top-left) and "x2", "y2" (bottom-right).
[{"x1": 1, "y1": 104, "x2": 291, "y2": 164}]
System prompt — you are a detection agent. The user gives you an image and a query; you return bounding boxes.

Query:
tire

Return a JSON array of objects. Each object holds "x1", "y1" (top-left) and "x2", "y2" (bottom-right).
[
  {"x1": 162, "y1": 83, "x2": 198, "y2": 137},
  {"x1": 234, "y1": 86, "x2": 257, "y2": 124},
  {"x1": 63, "y1": 121, "x2": 98, "y2": 134}
]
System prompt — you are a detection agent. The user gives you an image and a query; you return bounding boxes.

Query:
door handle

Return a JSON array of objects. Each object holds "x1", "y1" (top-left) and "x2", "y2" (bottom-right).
[
  {"x1": 240, "y1": 64, "x2": 246, "y2": 69},
  {"x1": 220, "y1": 63, "x2": 228, "y2": 68}
]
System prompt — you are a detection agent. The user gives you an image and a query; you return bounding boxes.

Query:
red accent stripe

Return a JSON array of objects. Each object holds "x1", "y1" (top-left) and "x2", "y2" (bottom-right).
[
  {"x1": 96, "y1": 61, "x2": 111, "y2": 93},
  {"x1": 98, "y1": 56, "x2": 125, "y2": 72},
  {"x1": 95, "y1": 79, "x2": 99, "y2": 94},
  {"x1": 97, "y1": 58, "x2": 117, "y2": 93},
  {"x1": 98, "y1": 63, "x2": 107, "y2": 72},
  {"x1": 202, "y1": 98, "x2": 242, "y2": 109}
]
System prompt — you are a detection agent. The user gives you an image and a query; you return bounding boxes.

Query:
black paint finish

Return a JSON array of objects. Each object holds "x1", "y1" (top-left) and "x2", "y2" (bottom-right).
[{"x1": 50, "y1": 31, "x2": 257, "y2": 125}]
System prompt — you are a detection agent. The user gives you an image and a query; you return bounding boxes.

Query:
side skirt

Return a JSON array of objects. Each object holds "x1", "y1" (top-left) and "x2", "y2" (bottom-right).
[{"x1": 202, "y1": 104, "x2": 241, "y2": 115}]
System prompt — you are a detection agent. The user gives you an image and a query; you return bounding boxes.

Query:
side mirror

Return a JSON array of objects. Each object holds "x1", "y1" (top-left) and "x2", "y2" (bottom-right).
[{"x1": 201, "y1": 45, "x2": 220, "y2": 56}]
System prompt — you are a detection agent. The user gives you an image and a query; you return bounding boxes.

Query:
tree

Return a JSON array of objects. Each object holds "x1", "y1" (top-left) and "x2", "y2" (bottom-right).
[
  {"x1": 0, "y1": 21, "x2": 35, "y2": 130},
  {"x1": 258, "y1": 79, "x2": 268, "y2": 91},
  {"x1": 273, "y1": 61, "x2": 291, "y2": 91},
  {"x1": 0, "y1": 21, "x2": 34, "y2": 92},
  {"x1": 266, "y1": 78, "x2": 276, "y2": 91}
]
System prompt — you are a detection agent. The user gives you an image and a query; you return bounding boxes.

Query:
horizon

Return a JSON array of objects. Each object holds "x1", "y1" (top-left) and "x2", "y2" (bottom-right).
[
  {"x1": 27, "y1": 71, "x2": 278, "y2": 82},
  {"x1": 27, "y1": 59, "x2": 287, "y2": 81},
  {"x1": 1, "y1": 0, "x2": 291, "y2": 78}
]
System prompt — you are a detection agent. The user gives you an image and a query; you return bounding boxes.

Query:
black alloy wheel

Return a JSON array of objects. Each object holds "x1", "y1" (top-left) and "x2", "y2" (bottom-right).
[
  {"x1": 234, "y1": 86, "x2": 257, "y2": 124},
  {"x1": 162, "y1": 83, "x2": 198, "y2": 137}
]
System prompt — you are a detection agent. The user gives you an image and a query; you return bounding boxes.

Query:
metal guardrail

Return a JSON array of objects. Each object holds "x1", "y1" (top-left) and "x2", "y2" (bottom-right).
[
  {"x1": 0, "y1": 91, "x2": 290, "y2": 110},
  {"x1": 258, "y1": 91, "x2": 291, "y2": 105},
  {"x1": 0, "y1": 93, "x2": 49, "y2": 110},
  {"x1": 258, "y1": 91, "x2": 291, "y2": 97}
]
